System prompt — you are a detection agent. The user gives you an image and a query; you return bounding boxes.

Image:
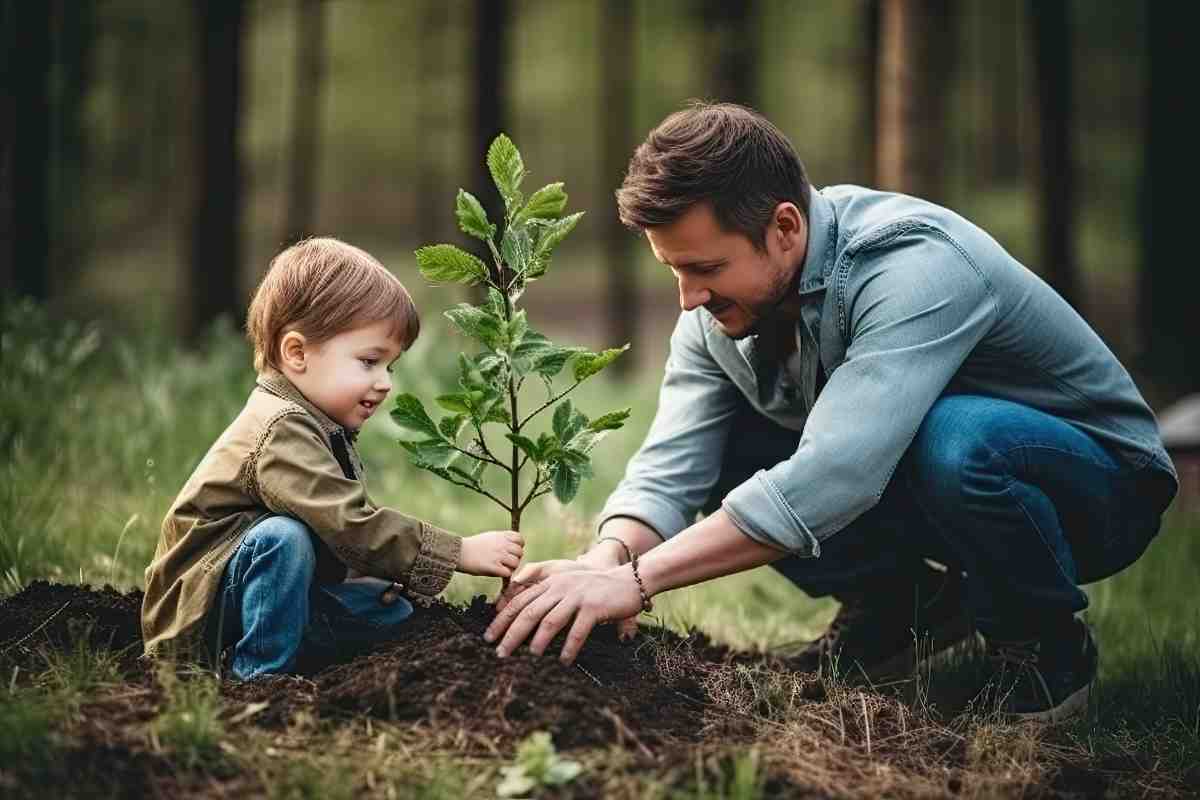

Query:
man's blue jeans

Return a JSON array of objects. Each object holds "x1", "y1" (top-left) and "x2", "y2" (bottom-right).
[
  {"x1": 204, "y1": 515, "x2": 414, "y2": 679},
  {"x1": 706, "y1": 394, "x2": 1167, "y2": 639}
]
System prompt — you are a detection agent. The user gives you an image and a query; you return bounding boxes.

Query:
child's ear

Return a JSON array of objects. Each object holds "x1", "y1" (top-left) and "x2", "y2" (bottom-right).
[{"x1": 279, "y1": 331, "x2": 308, "y2": 373}]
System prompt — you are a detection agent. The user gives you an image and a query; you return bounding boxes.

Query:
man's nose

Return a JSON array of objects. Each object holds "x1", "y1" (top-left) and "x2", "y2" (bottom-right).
[{"x1": 678, "y1": 276, "x2": 711, "y2": 311}]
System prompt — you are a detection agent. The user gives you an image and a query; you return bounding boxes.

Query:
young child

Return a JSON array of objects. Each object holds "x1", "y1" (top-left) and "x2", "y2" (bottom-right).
[{"x1": 141, "y1": 237, "x2": 523, "y2": 679}]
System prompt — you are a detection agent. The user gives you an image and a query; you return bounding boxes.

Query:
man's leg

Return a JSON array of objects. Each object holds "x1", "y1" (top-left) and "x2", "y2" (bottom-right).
[
  {"x1": 903, "y1": 394, "x2": 1163, "y2": 720},
  {"x1": 703, "y1": 400, "x2": 971, "y2": 678},
  {"x1": 205, "y1": 515, "x2": 317, "y2": 680}
]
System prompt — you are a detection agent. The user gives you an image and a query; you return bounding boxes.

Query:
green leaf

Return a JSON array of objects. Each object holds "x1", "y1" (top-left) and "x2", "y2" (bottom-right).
[
  {"x1": 415, "y1": 244, "x2": 489, "y2": 285},
  {"x1": 552, "y1": 400, "x2": 588, "y2": 443},
  {"x1": 457, "y1": 353, "x2": 485, "y2": 389},
  {"x1": 552, "y1": 464, "x2": 581, "y2": 504},
  {"x1": 557, "y1": 448, "x2": 594, "y2": 478},
  {"x1": 455, "y1": 189, "x2": 496, "y2": 241},
  {"x1": 391, "y1": 394, "x2": 442, "y2": 440},
  {"x1": 544, "y1": 760, "x2": 583, "y2": 785},
  {"x1": 483, "y1": 403, "x2": 512, "y2": 425},
  {"x1": 506, "y1": 433, "x2": 542, "y2": 463},
  {"x1": 532, "y1": 211, "x2": 584, "y2": 262},
  {"x1": 587, "y1": 408, "x2": 631, "y2": 431},
  {"x1": 438, "y1": 414, "x2": 467, "y2": 441},
  {"x1": 573, "y1": 344, "x2": 630, "y2": 381},
  {"x1": 535, "y1": 431, "x2": 559, "y2": 459},
  {"x1": 487, "y1": 134, "x2": 526, "y2": 210},
  {"x1": 500, "y1": 226, "x2": 533, "y2": 276},
  {"x1": 506, "y1": 309, "x2": 529, "y2": 348},
  {"x1": 446, "y1": 464, "x2": 481, "y2": 487},
  {"x1": 444, "y1": 303, "x2": 505, "y2": 349},
  {"x1": 400, "y1": 439, "x2": 458, "y2": 468},
  {"x1": 436, "y1": 394, "x2": 473, "y2": 414},
  {"x1": 514, "y1": 182, "x2": 567, "y2": 225}
]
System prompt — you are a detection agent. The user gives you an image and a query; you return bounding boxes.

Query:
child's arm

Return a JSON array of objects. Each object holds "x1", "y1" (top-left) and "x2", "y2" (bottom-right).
[{"x1": 252, "y1": 411, "x2": 463, "y2": 602}]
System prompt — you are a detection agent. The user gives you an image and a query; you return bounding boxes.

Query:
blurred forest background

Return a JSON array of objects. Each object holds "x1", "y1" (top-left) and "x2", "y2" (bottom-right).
[{"x1": 1, "y1": 0, "x2": 1193, "y2": 396}]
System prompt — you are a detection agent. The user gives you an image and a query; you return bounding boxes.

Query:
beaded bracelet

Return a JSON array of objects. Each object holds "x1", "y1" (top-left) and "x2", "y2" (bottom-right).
[{"x1": 597, "y1": 536, "x2": 654, "y2": 612}]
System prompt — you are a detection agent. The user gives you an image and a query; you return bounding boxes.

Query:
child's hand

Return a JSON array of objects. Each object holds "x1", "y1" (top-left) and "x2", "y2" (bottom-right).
[{"x1": 458, "y1": 530, "x2": 525, "y2": 577}]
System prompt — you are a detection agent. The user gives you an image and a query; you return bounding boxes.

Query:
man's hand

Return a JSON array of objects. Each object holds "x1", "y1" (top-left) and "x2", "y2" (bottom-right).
[
  {"x1": 459, "y1": 530, "x2": 525, "y2": 577},
  {"x1": 496, "y1": 544, "x2": 639, "y2": 640},
  {"x1": 484, "y1": 565, "x2": 644, "y2": 664}
]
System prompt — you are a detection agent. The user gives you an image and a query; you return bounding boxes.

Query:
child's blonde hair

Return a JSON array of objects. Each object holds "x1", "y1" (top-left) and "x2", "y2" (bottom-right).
[{"x1": 246, "y1": 237, "x2": 420, "y2": 372}]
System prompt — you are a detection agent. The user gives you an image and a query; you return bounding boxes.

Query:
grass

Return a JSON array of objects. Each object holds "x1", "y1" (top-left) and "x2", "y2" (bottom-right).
[{"x1": 2, "y1": 300, "x2": 1199, "y2": 796}]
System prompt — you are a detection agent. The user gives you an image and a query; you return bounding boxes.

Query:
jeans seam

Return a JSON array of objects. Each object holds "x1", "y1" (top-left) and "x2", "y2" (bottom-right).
[{"x1": 987, "y1": 449, "x2": 1085, "y2": 599}]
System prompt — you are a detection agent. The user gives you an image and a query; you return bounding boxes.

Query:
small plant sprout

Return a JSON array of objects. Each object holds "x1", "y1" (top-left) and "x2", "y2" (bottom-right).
[
  {"x1": 393, "y1": 135, "x2": 630, "y2": 533},
  {"x1": 496, "y1": 730, "x2": 583, "y2": 798}
]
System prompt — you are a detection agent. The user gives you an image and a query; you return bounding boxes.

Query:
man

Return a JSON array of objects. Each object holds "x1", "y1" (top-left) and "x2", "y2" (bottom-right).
[{"x1": 485, "y1": 103, "x2": 1177, "y2": 722}]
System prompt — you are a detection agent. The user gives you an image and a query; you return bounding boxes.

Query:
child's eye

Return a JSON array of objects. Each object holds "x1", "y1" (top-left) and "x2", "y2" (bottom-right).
[{"x1": 360, "y1": 358, "x2": 378, "y2": 369}]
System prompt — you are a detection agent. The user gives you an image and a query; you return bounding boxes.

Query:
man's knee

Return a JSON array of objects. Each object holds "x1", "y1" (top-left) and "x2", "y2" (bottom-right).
[
  {"x1": 244, "y1": 515, "x2": 317, "y2": 572},
  {"x1": 905, "y1": 395, "x2": 1017, "y2": 506}
]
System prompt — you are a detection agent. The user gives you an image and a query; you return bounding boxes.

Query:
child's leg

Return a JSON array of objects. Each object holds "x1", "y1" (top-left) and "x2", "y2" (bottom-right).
[
  {"x1": 307, "y1": 577, "x2": 415, "y2": 653},
  {"x1": 205, "y1": 515, "x2": 316, "y2": 679}
]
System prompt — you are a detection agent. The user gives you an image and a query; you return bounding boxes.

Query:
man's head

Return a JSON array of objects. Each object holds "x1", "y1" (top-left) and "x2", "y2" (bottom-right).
[
  {"x1": 246, "y1": 237, "x2": 420, "y2": 428},
  {"x1": 617, "y1": 103, "x2": 812, "y2": 338}
]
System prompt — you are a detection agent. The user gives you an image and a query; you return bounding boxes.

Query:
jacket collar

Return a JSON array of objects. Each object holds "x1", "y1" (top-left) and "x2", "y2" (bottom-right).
[
  {"x1": 796, "y1": 187, "x2": 838, "y2": 297},
  {"x1": 256, "y1": 368, "x2": 357, "y2": 443}
]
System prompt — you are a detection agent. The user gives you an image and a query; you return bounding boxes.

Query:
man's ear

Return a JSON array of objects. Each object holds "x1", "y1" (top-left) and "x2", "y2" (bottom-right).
[
  {"x1": 279, "y1": 331, "x2": 308, "y2": 373},
  {"x1": 772, "y1": 202, "x2": 806, "y2": 253}
]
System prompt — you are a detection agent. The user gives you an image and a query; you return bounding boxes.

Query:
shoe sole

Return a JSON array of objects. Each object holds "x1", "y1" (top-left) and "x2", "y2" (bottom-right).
[{"x1": 1006, "y1": 681, "x2": 1091, "y2": 725}]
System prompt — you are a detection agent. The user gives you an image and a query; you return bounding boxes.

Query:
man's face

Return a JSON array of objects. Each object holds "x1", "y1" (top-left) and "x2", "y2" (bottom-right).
[{"x1": 645, "y1": 202, "x2": 807, "y2": 339}]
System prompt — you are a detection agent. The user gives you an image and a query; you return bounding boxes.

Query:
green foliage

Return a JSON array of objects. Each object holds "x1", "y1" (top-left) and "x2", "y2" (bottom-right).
[
  {"x1": 150, "y1": 667, "x2": 226, "y2": 770},
  {"x1": 0, "y1": 689, "x2": 60, "y2": 773},
  {"x1": 398, "y1": 136, "x2": 630, "y2": 528},
  {"x1": 496, "y1": 731, "x2": 584, "y2": 798}
]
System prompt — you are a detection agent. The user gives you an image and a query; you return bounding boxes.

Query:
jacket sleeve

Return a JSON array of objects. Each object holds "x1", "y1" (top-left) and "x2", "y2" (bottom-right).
[
  {"x1": 722, "y1": 229, "x2": 998, "y2": 553},
  {"x1": 250, "y1": 411, "x2": 462, "y2": 602},
  {"x1": 597, "y1": 311, "x2": 743, "y2": 539}
]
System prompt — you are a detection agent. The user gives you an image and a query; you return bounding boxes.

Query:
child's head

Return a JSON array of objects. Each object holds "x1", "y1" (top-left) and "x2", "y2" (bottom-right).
[{"x1": 247, "y1": 237, "x2": 420, "y2": 428}]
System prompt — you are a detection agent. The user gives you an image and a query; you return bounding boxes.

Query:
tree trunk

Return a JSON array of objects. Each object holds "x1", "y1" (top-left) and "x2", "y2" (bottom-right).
[
  {"x1": 52, "y1": 0, "x2": 95, "y2": 282},
  {"x1": 860, "y1": 0, "x2": 881, "y2": 186},
  {"x1": 472, "y1": 0, "x2": 508, "y2": 249},
  {"x1": 418, "y1": 0, "x2": 452, "y2": 246},
  {"x1": 602, "y1": 0, "x2": 638, "y2": 376},
  {"x1": 281, "y1": 0, "x2": 327, "y2": 247},
  {"x1": 699, "y1": 0, "x2": 759, "y2": 108},
  {"x1": 1028, "y1": 0, "x2": 1079, "y2": 310},
  {"x1": 875, "y1": 0, "x2": 957, "y2": 203},
  {"x1": 3, "y1": 0, "x2": 52, "y2": 301},
  {"x1": 188, "y1": 0, "x2": 245, "y2": 340},
  {"x1": 1139, "y1": 1, "x2": 1196, "y2": 396}
]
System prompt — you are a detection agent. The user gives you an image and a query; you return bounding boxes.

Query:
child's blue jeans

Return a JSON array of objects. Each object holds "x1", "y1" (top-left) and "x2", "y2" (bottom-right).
[{"x1": 204, "y1": 514, "x2": 414, "y2": 679}]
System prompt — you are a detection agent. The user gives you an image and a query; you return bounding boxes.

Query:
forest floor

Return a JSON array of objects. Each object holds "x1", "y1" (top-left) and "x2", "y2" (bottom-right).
[{"x1": 3, "y1": 581, "x2": 1196, "y2": 799}]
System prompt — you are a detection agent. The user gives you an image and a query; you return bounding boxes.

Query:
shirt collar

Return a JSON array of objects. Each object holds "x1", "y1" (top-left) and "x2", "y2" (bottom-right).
[
  {"x1": 255, "y1": 367, "x2": 358, "y2": 443},
  {"x1": 795, "y1": 187, "x2": 838, "y2": 296}
]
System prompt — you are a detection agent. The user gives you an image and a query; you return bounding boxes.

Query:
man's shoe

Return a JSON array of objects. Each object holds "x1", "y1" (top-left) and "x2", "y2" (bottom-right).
[
  {"x1": 978, "y1": 617, "x2": 1098, "y2": 724},
  {"x1": 785, "y1": 565, "x2": 973, "y2": 682}
]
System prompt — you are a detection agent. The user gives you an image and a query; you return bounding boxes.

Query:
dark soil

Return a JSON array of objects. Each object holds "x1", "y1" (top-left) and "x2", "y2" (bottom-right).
[{"x1": 0, "y1": 581, "x2": 1174, "y2": 799}]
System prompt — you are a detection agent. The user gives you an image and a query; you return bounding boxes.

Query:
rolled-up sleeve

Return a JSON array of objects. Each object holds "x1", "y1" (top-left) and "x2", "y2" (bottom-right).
[
  {"x1": 724, "y1": 229, "x2": 998, "y2": 553},
  {"x1": 252, "y1": 412, "x2": 461, "y2": 601},
  {"x1": 598, "y1": 311, "x2": 742, "y2": 540}
]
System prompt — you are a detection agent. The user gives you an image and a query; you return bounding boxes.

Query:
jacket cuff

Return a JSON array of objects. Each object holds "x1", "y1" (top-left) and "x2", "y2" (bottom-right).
[
  {"x1": 403, "y1": 522, "x2": 461, "y2": 605},
  {"x1": 597, "y1": 493, "x2": 690, "y2": 541},
  {"x1": 722, "y1": 471, "x2": 822, "y2": 557}
]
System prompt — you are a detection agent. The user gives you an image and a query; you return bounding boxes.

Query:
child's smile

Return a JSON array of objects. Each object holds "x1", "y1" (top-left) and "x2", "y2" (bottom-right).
[{"x1": 285, "y1": 319, "x2": 405, "y2": 431}]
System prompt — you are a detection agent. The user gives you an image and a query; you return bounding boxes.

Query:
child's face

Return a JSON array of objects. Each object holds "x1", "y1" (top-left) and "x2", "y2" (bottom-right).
[{"x1": 286, "y1": 320, "x2": 404, "y2": 430}]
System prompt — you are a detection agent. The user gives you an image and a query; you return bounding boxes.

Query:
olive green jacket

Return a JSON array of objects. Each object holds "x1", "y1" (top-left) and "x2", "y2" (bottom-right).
[{"x1": 141, "y1": 369, "x2": 462, "y2": 657}]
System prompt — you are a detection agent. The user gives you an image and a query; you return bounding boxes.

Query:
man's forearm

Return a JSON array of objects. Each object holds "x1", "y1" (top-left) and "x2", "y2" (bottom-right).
[
  {"x1": 583, "y1": 517, "x2": 665, "y2": 566},
  {"x1": 637, "y1": 509, "x2": 786, "y2": 596}
]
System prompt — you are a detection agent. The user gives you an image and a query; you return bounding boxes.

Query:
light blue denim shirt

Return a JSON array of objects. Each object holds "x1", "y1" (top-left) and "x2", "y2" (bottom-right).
[{"x1": 599, "y1": 186, "x2": 1178, "y2": 555}]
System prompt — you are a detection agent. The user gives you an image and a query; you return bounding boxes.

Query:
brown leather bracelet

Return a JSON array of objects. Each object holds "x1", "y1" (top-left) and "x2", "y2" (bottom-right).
[{"x1": 597, "y1": 536, "x2": 654, "y2": 612}]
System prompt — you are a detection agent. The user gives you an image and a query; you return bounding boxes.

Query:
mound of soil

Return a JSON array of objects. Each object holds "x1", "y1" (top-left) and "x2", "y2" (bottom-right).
[{"x1": 1, "y1": 581, "x2": 745, "y2": 752}]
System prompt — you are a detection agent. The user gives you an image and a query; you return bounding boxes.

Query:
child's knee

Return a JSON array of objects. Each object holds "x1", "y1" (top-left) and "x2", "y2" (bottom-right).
[{"x1": 244, "y1": 515, "x2": 317, "y2": 572}]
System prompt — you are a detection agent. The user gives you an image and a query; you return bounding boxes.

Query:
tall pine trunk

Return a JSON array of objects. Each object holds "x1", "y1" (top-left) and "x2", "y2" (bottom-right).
[{"x1": 281, "y1": 0, "x2": 327, "y2": 247}]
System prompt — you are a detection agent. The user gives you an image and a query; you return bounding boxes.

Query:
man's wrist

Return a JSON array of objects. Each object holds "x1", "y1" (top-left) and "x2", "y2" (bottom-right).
[{"x1": 579, "y1": 538, "x2": 626, "y2": 567}]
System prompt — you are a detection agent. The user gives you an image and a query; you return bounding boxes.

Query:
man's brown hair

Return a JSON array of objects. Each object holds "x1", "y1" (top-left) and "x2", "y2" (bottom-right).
[
  {"x1": 616, "y1": 102, "x2": 811, "y2": 250},
  {"x1": 246, "y1": 237, "x2": 420, "y2": 372}
]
